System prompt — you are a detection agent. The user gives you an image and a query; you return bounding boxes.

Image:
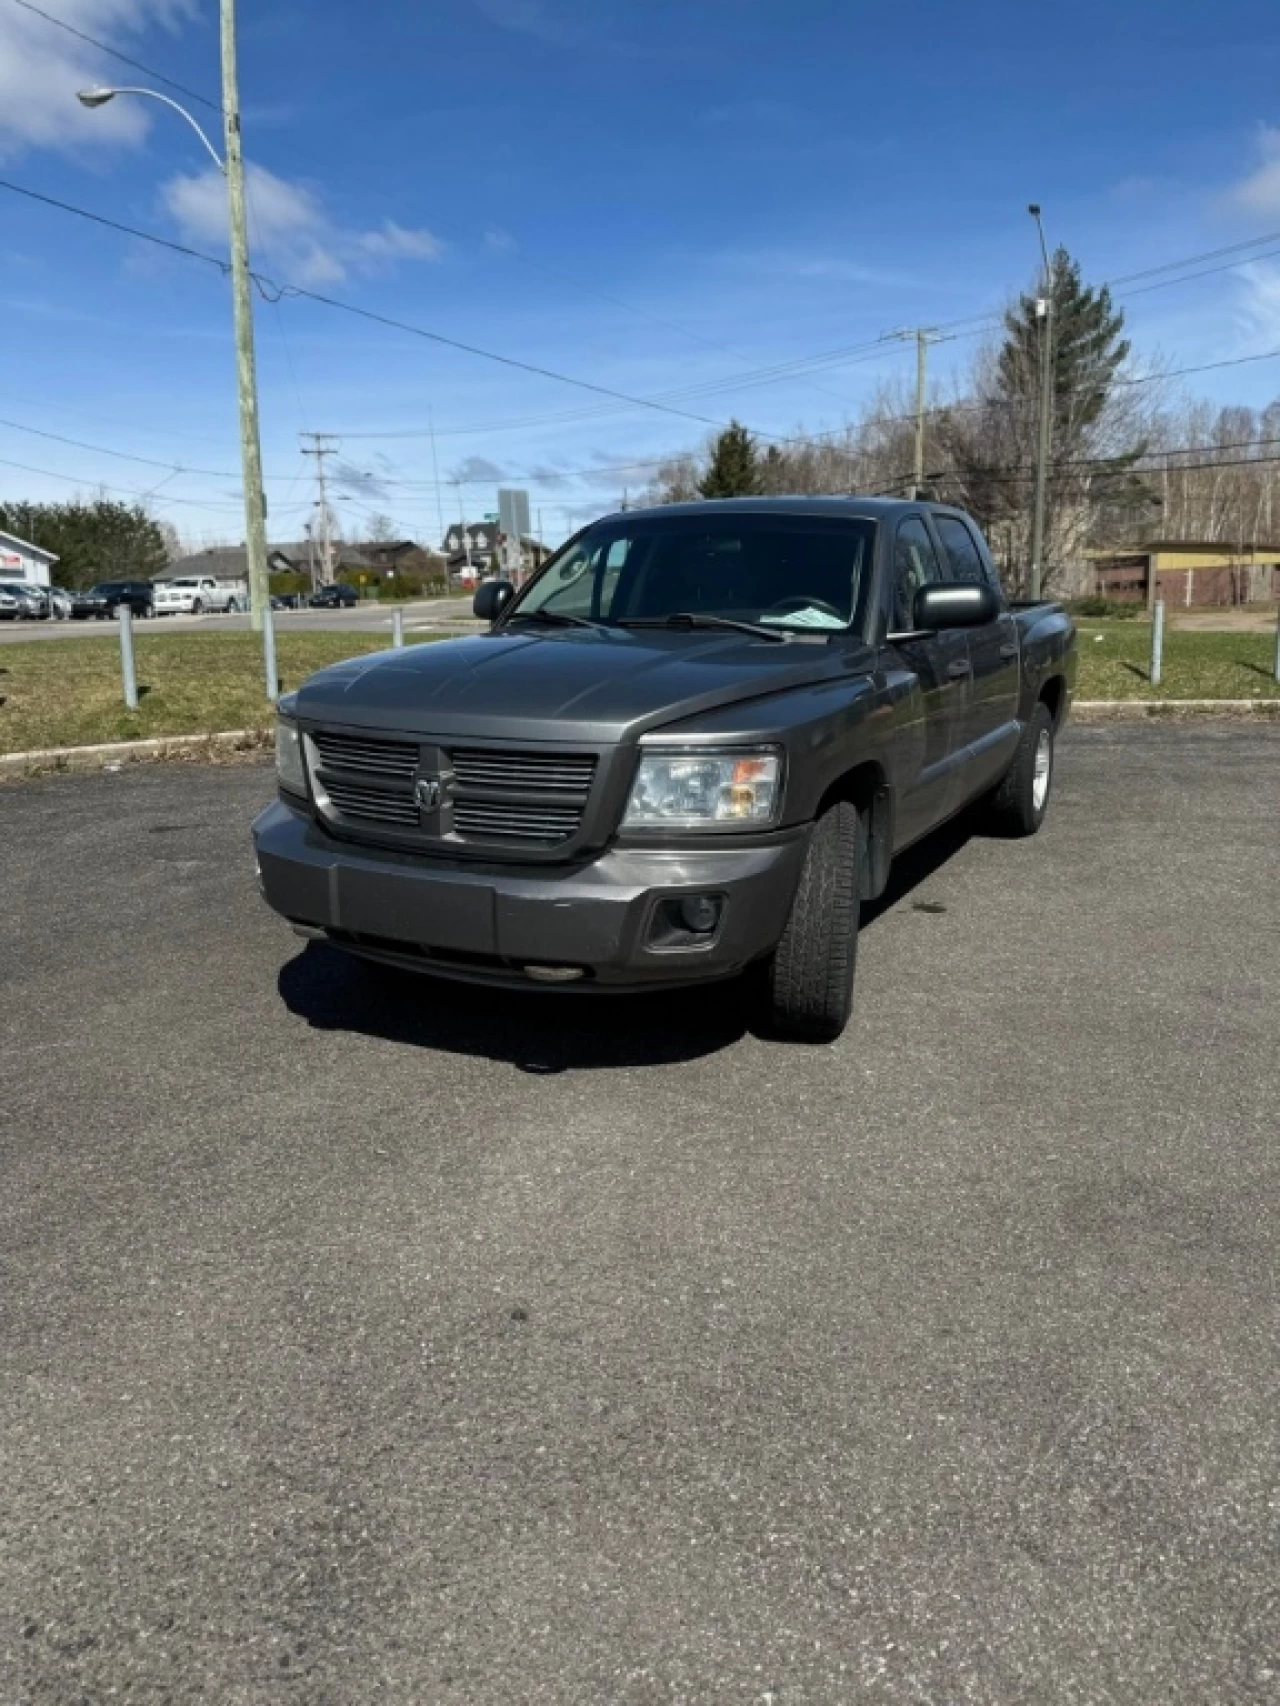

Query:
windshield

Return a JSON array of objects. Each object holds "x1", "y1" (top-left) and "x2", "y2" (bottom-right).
[{"x1": 512, "y1": 512, "x2": 876, "y2": 633}]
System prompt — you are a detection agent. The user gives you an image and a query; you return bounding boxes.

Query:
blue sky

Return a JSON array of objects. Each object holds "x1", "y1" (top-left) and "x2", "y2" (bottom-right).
[{"x1": 2, "y1": 0, "x2": 1280, "y2": 550}]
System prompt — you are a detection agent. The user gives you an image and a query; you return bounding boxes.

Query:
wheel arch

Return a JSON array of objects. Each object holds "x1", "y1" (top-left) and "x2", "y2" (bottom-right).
[{"x1": 816, "y1": 761, "x2": 893, "y2": 901}]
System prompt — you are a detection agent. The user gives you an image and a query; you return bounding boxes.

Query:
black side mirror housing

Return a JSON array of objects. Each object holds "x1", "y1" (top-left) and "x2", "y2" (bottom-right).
[
  {"x1": 473, "y1": 579, "x2": 515, "y2": 622},
  {"x1": 913, "y1": 582, "x2": 999, "y2": 631}
]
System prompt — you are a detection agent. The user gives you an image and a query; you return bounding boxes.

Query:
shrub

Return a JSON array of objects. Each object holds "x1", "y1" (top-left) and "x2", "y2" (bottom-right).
[{"x1": 1066, "y1": 596, "x2": 1143, "y2": 619}]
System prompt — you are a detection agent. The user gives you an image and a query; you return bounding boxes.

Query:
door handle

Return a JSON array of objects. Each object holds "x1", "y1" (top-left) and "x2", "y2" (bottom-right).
[
  {"x1": 946, "y1": 658, "x2": 971, "y2": 678},
  {"x1": 998, "y1": 642, "x2": 1018, "y2": 658}
]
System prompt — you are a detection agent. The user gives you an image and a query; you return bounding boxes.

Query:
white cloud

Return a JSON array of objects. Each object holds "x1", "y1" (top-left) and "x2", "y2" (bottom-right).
[
  {"x1": 1228, "y1": 124, "x2": 1280, "y2": 217},
  {"x1": 161, "y1": 164, "x2": 442, "y2": 286},
  {"x1": 0, "y1": 0, "x2": 193, "y2": 161},
  {"x1": 1237, "y1": 260, "x2": 1280, "y2": 343},
  {"x1": 470, "y1": 0, "x2": 567, "y2": 45}
]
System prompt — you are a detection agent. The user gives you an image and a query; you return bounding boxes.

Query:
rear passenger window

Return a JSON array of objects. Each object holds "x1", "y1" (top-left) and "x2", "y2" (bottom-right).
[
  {"x1": 936, "y1": 516, "x2": 997, "y2": 592},
  {"x1": 892, "y1": 517, "x2": 942, "y2": 630}
]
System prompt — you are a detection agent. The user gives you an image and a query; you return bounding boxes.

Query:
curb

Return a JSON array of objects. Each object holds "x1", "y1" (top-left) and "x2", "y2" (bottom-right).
[
  {"x1": 0, "y1": 727, "x2": 271, "y2": 778},
  {"x1": 1071, "y1": 698, "x2": 1280, "y2": 721},
  {"x1": 3, "y1": 700, "x2": 1277, "y2": 777}
]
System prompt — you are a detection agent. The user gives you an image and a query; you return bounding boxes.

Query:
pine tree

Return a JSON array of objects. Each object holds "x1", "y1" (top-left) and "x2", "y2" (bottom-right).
[
  {"x1": 950, "y1": 246, "x2": 1150, "y2": 591},
  {"x1": 697, "y1": 421, "x2": 761, "y2": 498},
  {"x1": 998, "y1": 247, "x2": 1132, "y2": 442}
]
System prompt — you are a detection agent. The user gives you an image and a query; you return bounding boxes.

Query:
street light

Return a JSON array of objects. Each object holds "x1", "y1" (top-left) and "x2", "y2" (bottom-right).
[
  {"x1": 76, "y1": 1, "x2": 277, "y2": 703},
  {"x1": 1027, "y1": 203, "x2": 1054, "y2": 603},
  {"x1": 76, "y1": 86, "x2": 225, "y2": 173}
]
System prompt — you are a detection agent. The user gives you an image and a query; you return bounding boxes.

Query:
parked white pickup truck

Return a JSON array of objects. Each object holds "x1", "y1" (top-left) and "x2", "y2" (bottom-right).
[{"x1": 153, "y1": 576, "x2": 241, "y2": 615}]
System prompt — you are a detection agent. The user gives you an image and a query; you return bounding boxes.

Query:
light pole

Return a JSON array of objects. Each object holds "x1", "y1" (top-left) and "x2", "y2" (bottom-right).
[
  {"x1": 1028, "y1": 203, "x2": 1054, "y2": 603},
  {"x1": 78, "y1": 5, "x2": 277, "y2": 701}
]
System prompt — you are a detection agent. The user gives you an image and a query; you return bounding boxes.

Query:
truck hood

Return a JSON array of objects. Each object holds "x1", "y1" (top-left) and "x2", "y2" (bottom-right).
[{"x1": 294, "y1": 626, "x2": 875, "y2": 744}]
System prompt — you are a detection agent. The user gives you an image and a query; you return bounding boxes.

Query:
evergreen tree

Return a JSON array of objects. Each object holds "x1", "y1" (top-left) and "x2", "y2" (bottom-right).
[
  {"x1": 0, "y1": 497, "x2": 169, "y2": 587},
  {"x1": 949, "y1": 246, "x2": 1149, "y2": 590},
  {"x1": 998, "y1": 247, "x2": 1132, "y2": 444},
  {"x1": 697, "y1": 421, "x2": 761, "y2": 498}
]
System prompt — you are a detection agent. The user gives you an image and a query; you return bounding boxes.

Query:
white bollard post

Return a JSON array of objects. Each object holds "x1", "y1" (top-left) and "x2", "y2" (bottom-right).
[
  {"x1": 262, "y1": 595, "x2": 278, "y2": 703},
  {"x1": 392, "y1": 607, "x2": 405, "y2": 649},
  {"x1": 1150, "y1": 598, "x2": 1165, "y2": 688},
  {"x1": 118, "y1": 603, "x2": 139, "y2": 710}
]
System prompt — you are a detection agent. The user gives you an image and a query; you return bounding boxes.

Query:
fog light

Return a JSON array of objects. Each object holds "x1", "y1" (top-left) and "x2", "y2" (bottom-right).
[{"x1": 679, "y1": 894, "x2": 722, "y2": 934}]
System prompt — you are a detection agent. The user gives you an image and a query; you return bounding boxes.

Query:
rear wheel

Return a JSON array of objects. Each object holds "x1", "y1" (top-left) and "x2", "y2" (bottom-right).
[
  {"x1": 763, "y1": 800, "x2": 863, "y2": 1042},
  {"x1": 982, "y1": 701, "x2": 1055, "y2": 836},
  {"x1": 191, "y1": 598, "x2": 203, "y2": 615}
]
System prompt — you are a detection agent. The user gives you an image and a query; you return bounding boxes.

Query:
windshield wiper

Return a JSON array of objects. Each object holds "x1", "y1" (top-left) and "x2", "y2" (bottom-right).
[
  {"x1": 616, "y1": 612, "x2": 788, "y2": 644},
  {"x1": 506, "y1": 609, "x2": 609, "y2": 631}
]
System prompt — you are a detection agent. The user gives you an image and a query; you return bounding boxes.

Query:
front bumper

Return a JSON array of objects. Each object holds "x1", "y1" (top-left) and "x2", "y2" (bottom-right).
[{"x1": 252, "y1": 797, "x2": 809, "y2": 990}]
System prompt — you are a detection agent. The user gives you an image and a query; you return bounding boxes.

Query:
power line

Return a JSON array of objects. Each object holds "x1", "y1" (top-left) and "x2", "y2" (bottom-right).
[
  {"x1": 7, "y1": 0, "x2": 220, "y2": 111},
  {"x1": 0, "y1": 451, "x2": 246, "y2": 507}
]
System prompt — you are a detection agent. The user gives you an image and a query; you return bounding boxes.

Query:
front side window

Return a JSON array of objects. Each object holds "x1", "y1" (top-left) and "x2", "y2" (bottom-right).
[
  {"x1": 892, "y1": 517, "x2": 942, "y2": 629},
  {"x1": 513, "y1": 513, "x2": 877, "y2": 633}
]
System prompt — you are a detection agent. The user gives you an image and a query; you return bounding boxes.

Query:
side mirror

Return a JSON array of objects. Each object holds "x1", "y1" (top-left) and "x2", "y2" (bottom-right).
[
  {"x1": 473, "y1": 579, "x2": 515, "y2": 622},
  {"x1": 913, "y1": 582, "x2": 999, "y2": 631}
]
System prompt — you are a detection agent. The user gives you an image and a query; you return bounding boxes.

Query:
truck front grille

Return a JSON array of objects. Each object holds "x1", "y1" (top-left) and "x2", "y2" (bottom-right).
[{"x1": 306, "y1": 732, "x2": 599, "y2": 850}]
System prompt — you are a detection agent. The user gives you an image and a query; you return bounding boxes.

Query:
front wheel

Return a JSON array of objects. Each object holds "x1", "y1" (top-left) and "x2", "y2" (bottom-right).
[
  {"x1": 981, "y1": 701, "x2": 1055, "y2": 837},
  {"x1": 762, "y1": 800, "x2": 863, "y2": 1042}
]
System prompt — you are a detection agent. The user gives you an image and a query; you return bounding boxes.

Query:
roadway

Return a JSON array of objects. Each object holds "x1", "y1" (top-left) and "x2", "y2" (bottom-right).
[{"x1": 0, "y1": 597, "x2": 479, "y2": 644}]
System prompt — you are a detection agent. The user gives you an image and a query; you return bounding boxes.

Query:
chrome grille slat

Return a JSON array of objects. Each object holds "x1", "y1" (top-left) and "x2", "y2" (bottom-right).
[
  {"x1": 311, "y1": 730, "x2": 419, "y2": 779},
  {"x1": 321, "y1": 780, "x2": 419, "y2": 826},
  {"x1": 450, "y1": 749, "x2": 596, "y2": 798}
]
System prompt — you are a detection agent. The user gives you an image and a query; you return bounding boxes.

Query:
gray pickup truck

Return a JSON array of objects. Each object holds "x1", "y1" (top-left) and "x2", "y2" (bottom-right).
[{"x1": 253, "y1": 498, "x2": 1076, "y2": 1040}]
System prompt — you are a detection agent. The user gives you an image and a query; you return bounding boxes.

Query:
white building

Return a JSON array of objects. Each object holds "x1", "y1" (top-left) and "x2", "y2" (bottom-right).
[{"x1": 0, "y1": 530, "x2": 58, "y2": 588}]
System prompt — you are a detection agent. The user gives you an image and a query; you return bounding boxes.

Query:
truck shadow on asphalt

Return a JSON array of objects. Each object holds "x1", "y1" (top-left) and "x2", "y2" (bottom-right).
[{"x1": 276, "y1": 814, "x2": 975, "y2": 1069}]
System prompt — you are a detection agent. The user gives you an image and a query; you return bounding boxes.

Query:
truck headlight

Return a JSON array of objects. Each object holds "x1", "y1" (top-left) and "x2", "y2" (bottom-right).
[
  {"x1": 275, "y1": 713, "x2": 307, "y2": 796},
  {"x1": 622, "y1": 748, "x2": 783, "y2": 828}
]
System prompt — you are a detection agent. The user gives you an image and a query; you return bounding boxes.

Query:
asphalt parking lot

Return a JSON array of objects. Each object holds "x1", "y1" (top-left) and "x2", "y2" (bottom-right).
[{"x1": 2, "y1": 723, "x2": 1277, "y2": 1704}]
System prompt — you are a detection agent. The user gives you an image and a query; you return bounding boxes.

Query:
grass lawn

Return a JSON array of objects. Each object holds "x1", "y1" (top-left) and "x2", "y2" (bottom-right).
[
  {"x1": 1, "y1": 622, "x2": 1276, "y2": 757},
  {"x1": 1074, "y1": 619, "x2": 1279, "y2": 700},
  {"x1": 0, "y1": 631, "x2": 443, "y2": 756}
]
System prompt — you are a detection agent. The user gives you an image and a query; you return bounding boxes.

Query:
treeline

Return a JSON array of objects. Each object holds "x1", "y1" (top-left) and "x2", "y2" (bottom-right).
[
  {"x1": 638, "y1": 249, "x2": 1280, "y2": 595},
  {"x1": 0, "y1": 499, "x2": 175, "y2": 587}
]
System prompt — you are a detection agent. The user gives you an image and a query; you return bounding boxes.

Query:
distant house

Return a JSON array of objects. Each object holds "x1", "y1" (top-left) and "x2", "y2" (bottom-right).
[
  {"x1": 1090, "y1": 541, "x2": 1280, "y2": 607},
  {"x1": 440, "y1": 522, "x2": 550, "y2": 582},
  {"x1": 0, "y1": 529, "x2": 59, "y2": 588},
  {"x1": 336, "y1": 540, "x2": 449, "y2": 582},
  {"x1": 157, "y1": 543, "x2": 317, "y2": 596}
]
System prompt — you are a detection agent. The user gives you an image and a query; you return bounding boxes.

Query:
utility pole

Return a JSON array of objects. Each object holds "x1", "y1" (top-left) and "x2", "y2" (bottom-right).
[
  {"x1": 883, "y1": 326, "x2": 938, "y2": 498},
  {"x1": 428, "y1": 407, "x2": 445, "y2": 549},
  {"x1": 1028, "y1": 204, "x2": 1054, "y2": 602},
  {"x1": 913, "y1": 329, "x2": 929, "y2": 497},
  {"x1": 220, "y1": 0, "x2": 271, "y2": 651},
  {"x1": 301, "y1": 432, "x2": 339, "y2": 583}
]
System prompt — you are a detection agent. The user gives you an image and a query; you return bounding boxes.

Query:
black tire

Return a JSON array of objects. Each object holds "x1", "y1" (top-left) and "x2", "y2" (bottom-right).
[
  {"x1": 763, "y1": 799, "x2": 864, "y2": 1042},
  {"x1": 191, "y1": 598, "x2": 203, "y2": 615},
  {"x1": 982, "y1": 701, "x2": 1055, "y2": 837}
]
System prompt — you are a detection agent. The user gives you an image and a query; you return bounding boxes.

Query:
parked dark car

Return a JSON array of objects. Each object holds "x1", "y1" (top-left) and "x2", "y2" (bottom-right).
[
  {"x1": 255, "y1": 498, "x2": 1077, "y2": 1041},
  {"x1": 69, "y1": 588, "x2": 110, "y2": 620},
  {"x1": 307, "y1": 583, "x2": 359, "y2": 609},
  {"x1": 271, "y1": 593, "x2": 302, "y2": 610},
  {"x1": 91, "y1": 581, "x2": 155, "y2": 618}
]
